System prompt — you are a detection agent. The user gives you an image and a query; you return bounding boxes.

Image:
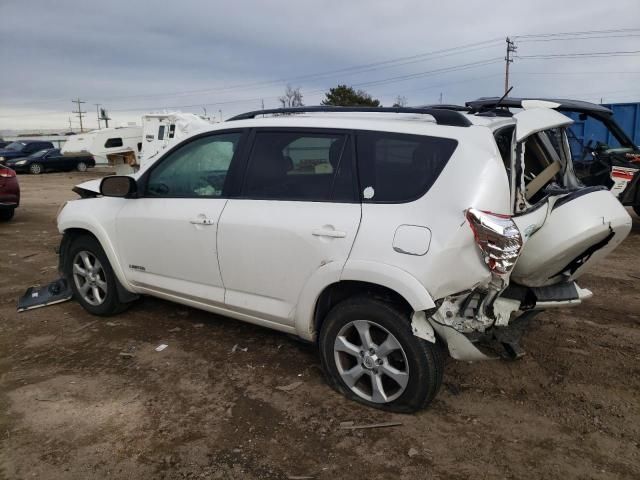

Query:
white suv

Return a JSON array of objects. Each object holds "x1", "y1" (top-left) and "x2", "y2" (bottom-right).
[{"x1": 58, "y1": 105, "x2": 631, "y2": 412}]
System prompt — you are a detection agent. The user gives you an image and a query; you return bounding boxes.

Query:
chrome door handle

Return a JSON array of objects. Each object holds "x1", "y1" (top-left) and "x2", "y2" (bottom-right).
[
  {"x1": 312, "y1": 229, "x2": 346, "y2": 238},
  {"x1": 189, "y1": 217, "x2": 215, "y2": 225}
]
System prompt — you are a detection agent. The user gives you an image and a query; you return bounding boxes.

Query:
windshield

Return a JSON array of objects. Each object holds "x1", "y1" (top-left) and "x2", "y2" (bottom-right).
[
  {"x1": 29, "y1": 149, "x2": 50, "y2": 158},
  {"x1": 5, "y1": 141, "x2": 26, "y2": 151}
]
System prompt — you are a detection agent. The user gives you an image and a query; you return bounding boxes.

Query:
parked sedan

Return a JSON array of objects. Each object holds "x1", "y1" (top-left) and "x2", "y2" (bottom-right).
[
  {"x1": 6, "y1": 148, "x2": 95, "y2": 174},
  {"x1": 0, "y1": 140, "x2": 54, "y2": 164},
  {"x1": 0, "y1": 165, "x2": 20, "y2": 221}
]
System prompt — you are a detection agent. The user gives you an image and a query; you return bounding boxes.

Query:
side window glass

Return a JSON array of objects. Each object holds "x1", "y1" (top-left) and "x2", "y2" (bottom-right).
[
  {"x1": 158, "y1": 126, "x2": 165, "y2": 141},
  {"x1": 168, "y1": 124, "x2": 176, "y2": 138},
  {"x1": 105, "y1": 137, "x2": 123, "y2": 148},
  {"x1": 242, "y1": 131, "x2": 354, "y2": 202},
  {"x1": 356, "y1": 132, "x2": 457, "y2": 203},
  {"x1": 146, "y1": 133, "x2": 241, "y2": 198}
]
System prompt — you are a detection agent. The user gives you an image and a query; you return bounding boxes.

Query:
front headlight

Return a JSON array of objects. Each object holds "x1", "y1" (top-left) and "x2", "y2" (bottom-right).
[
  {"x1": 15, "y1": 160, "x2": 27, "y2": 165},
  {"x1": 0, "y1": 157, "x2": 5, "y2": 161}
]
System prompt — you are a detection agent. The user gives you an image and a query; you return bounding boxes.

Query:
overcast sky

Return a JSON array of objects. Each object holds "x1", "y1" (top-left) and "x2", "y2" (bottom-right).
[{"x1": 1, "y1": 0, "x2": 639, "y2": 131}]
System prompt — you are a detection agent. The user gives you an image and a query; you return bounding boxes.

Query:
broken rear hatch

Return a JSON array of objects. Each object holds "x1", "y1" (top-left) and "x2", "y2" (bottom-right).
[{"x1": 507, "y1": 106, "x2": 632, "y2": 288}]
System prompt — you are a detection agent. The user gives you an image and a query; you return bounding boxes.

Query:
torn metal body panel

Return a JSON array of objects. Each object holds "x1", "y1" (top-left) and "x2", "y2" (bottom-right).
[
  {"x1": 420, "y1": 279, "x2": 593, "y2": 361},
  {"x1": 17, "y1": 278, "x2": 72, "y2": 312},
  {"x1": 410, "y1": 310, "x2": 435, "y2": 343}
]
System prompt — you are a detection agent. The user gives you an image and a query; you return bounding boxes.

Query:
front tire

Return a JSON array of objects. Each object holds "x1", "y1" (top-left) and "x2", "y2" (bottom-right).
[
  {"x1": 64, "y1": 234, "x2": 131, "y2": 316},
  {"x1": 319, "y1": 297, "x2": 444, "y2": 412},
  {"x1": 76, "y1": 161, "x2": 87, "y2": 172},
  {"x1": 29, "y1": 163, "x2": 43, "y2": 174}
]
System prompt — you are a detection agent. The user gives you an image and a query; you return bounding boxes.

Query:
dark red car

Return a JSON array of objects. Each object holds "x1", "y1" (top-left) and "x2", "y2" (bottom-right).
[{"x1": 0, "y1": 166, "x2": 20, "y2": 221}]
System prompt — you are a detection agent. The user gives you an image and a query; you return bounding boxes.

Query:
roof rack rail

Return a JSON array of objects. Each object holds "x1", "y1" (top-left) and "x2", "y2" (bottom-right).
[
  {"x1": 417, "y1": 104, "x2": 472, "y2": 112},
  {"x1": 227, "y1": 106, "x2": 472, "y2": 127}
]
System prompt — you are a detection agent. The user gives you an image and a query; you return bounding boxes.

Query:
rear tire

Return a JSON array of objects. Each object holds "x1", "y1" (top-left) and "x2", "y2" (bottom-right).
[
  {"x1": 29, "y1": 163, "x2": 43, "y2": 174},
  {"x1": 0, "y1": 208, "x2": 15, "y2": 221},
  {"x1": 319, "y1": 297, "x2": 444, "y2": 412},
  {"x1": 64, "y1": 234, "x2": 132, "y2": 316},
  {"x1": 76, "y1": 161, "x2": 87, "y2": 172}
]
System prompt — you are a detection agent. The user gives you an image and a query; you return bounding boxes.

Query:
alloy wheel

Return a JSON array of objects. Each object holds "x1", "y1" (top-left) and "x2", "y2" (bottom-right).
[
  {"x1": 334, "y1": 319, "x2": 409, "y2": 403},
  {"x1": 72, "y1": 250, "x2": 107, "y2": 306}
]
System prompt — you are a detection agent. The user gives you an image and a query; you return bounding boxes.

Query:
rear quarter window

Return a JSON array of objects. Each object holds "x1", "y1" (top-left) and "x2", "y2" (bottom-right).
[{"x1": 356, "y1": 132, "x2": 458, "y2": 203}]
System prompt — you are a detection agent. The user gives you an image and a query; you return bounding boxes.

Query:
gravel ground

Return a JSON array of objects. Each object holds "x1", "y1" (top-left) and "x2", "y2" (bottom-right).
[{"x1": 1, "y1": 172, "x2": 639, "y2": 480}]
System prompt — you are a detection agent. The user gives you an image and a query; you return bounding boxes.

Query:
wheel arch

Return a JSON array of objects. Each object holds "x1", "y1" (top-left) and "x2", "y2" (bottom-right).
[
  {"x1": 295, "y1": 260, "x2": 436, "y2": 341},
  {"x1": 313, "y1": 280, "x2": 413, "y2": 337},
  {"x1": 59, "y1": 225, "x2": 136, "y2": 300}
]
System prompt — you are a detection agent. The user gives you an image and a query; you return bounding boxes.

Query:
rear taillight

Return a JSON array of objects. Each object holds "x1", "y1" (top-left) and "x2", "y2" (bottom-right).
[
  {"x1": 465, "y1": 208, "x2": 523, "y2": 275},
  {"x1": 0, "y1": 167, "x2": 16, "y2": 178}
]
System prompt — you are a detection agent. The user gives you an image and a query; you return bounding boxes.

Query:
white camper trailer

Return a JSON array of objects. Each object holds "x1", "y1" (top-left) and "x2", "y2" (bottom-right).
[
  {"x1": 141, "y1": 113, "x2": 212, "y2": 168},
  {"x1": 61, "y1": 125, "x2": 142, "y2": 173}
]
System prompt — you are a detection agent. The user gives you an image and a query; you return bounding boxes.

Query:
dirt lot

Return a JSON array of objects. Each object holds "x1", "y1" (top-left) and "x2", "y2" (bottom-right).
[{"x1": 1, "y1": 172, "x2": 639, "y2": 480}]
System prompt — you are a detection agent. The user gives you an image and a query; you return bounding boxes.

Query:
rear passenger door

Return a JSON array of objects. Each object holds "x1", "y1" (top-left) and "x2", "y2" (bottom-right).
[{"x1": 217, "y1": 129, "x2": 361, "y2": 326}]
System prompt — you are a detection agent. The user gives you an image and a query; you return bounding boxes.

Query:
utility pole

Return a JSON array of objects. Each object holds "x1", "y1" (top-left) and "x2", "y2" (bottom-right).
[
  {"x1": 504, "y1": 37, "x2": 517, "y2": 95},
  {"x1": 219, "y1": 109, "x2": 223, "y2": 122},
  {"x1": 94, "y1": 104, "x2": 101, "y2": 129},
  {"x1": 439, "y1": 92, "x2": 443, "y2": 104},
  {"x1": 72, "y1": 98, "x2": 86, "y2": 132},
  {"x1": 68, "y1": 117, "x2": 73, "y2": 132}
]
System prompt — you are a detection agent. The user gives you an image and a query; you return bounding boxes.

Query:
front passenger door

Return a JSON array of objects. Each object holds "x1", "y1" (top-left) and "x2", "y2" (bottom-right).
[{"x1": 115, "y1": 131, "x2": 245, "y2": 304}]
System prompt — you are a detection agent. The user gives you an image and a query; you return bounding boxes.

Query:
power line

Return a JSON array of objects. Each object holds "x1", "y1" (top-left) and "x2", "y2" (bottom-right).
[
  {"x1": 513, "y1": 27, "x2": 640, "y2": 39},
  {"x1": 105, "y1": 57, "x2": 504, "y2": 113},
  {"x1": 3, "y1": 27, "x2": 639, "y2": 117},
  {"x1": 0, "y1": 38, "x2": 503, "y2": 108},
  {"x1": 511, "y1": 70, "x2": 640, "y2": 75},
  {"x1": 517, "y1": 50, "x2": 640, "y2": 59},
  {"x1": 516, "y1": 33, "x2": 640, "y2": 43},
  {"x1": 350, "y1": 58, "x2": 503, "y2": 89}
]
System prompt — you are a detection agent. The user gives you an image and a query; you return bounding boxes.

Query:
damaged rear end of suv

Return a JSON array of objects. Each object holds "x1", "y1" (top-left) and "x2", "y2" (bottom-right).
[{"x1": 427, "y1": 103, "x2": 632, "y2": 363}]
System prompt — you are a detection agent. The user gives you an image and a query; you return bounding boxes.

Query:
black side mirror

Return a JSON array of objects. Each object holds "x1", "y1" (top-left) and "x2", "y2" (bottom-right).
[{"x1": 100, "y1": 176, "x2": 137, "y2": 198}]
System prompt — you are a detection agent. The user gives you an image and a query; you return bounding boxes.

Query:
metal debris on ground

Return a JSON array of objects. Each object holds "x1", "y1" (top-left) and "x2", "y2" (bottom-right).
[
  {"x1": 119, "y1": 352, "x2": 134, "y2": 358},
  {"x1": 339, "y1": 421, "x2": 403, "y2": 430},
  {"x1": 276, "y1": 381, "x2": 303, "y2": 392},
  {"x1": 155, "y1": 344, "x2": 168, "y2": 352},
  {"x1": 168, "y1": 327, "x2": 181, "y2": 333},
  {"x1": 231, "y1": 344, "x2": 248, "y2": 353},
  {"x1": 17, "y1": 278, "x2": 73, "y2": 312}
]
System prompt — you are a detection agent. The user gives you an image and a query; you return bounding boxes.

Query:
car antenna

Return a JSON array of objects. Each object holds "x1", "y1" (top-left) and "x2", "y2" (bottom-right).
[
  {"x1": 475, "y1": 86, "x2": 514, "y2": 116},
  {"x1": 493, "y1": 86, "x2": 514, "y2": 110}
]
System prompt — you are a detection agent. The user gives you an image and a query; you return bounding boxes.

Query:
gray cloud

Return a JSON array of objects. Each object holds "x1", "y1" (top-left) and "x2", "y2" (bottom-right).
[{"x1": 1, "y1": 0, "x2": 639, "y2": 130}]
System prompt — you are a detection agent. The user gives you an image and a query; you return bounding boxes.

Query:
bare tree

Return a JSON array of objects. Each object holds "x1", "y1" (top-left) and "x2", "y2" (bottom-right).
[
  {"x1": 392, "y1": 95, "x2": 408, "y2": 108},
  {"x1": 279, "y1": 85, "x2": 304, "y2": 108}
]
